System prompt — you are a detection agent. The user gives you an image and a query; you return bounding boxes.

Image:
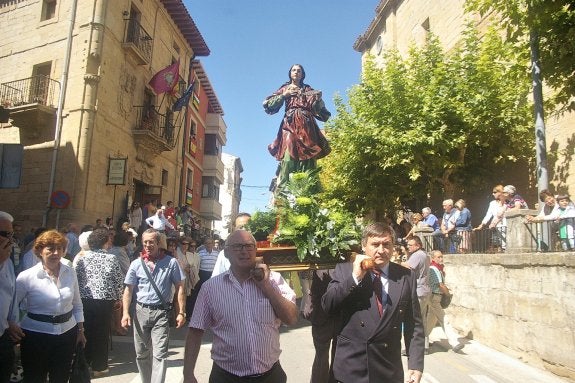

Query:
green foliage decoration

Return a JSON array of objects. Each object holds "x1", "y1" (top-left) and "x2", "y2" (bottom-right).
[
  {"x1": 244, "y1": 209, "x2": 277, "y2": 241},
  {"x1": 273, "y1": 170, "x2": 362, "y2": 262}
]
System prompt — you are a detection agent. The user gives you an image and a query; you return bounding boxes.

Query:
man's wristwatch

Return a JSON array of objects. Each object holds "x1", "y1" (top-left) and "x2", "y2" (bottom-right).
[{"x1": 177, "y1": 312, "x2": 186, "y2": 317}]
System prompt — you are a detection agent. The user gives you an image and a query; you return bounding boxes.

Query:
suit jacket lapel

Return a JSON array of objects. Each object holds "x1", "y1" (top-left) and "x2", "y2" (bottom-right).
[{"x1": 387, "y1": 264, "x2": 403, "y2": 312}]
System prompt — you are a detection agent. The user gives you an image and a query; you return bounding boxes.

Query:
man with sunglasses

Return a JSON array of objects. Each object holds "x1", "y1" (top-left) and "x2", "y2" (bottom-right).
[
  {"x1": 0, "y1": 211, "x2": 16, "y2": 383},
  {"x1": 184, "y1": 230, "x2": 297, "y2": 383}
]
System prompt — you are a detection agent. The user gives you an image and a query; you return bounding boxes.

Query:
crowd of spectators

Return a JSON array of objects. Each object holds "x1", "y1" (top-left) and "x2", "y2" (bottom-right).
[
  {"x1": 0, "y1": 200, "x2": 231, "y2": 382},
  {"x1": 393, "y1": 185, "x2": 574, "y2": 254}
]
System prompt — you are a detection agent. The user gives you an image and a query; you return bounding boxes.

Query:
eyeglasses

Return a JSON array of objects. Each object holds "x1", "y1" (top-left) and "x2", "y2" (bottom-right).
[
  {"x1": 0, "y1": 231, "x2": 14, "y2": 238},
  {"x1": 227, "y1": 243, "x2": 256, "y2": 251}
]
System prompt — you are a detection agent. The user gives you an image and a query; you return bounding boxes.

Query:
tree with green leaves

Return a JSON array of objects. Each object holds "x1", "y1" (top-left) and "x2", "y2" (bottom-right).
[
  {"x1": 466, "y1": 0, "x2": 575, "y2": 111},
  {"x1": 321, "y1": 27, "x2": 533, "y2": 218}
]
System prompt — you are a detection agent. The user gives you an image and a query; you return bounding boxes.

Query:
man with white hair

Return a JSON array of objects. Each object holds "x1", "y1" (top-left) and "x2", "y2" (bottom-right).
[
  {"x1": 0, "y1": 211, "x2": 16, "y2": 382},
  {"x1": 421, "y1": 207, "x2": 440, "y2": 232},
  {"x1": 435, "y1": 199, "x2": 460, "y2": 253}
]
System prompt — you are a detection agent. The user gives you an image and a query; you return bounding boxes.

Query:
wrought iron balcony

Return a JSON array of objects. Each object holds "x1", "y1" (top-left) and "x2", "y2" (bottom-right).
[
  {"x1": 123, "y1": 18, "x2": 153, "y2": 65},
  {"x1": 132, "y1": 106, "x2": 176, "y2": 154},
  {"x1": 1, "y1": 75, "x2": 59, "y2": 108},
  {"x1": 0, "y1": 76, "x2": 59, "y2": 131}
]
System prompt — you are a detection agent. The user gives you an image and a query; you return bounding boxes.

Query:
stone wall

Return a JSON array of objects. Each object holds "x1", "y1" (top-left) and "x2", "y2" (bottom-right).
[{"x1": 445, "y1": 251, "x2": 575, "y2": 381}]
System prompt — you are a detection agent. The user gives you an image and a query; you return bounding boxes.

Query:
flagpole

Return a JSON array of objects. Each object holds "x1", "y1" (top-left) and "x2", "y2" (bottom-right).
[
  {"x1": 158, "y1": 93, "x2": 166, "y2": 110},
  {"x1": 173, "y1": 105, "x2": 187, "y2": 139}
]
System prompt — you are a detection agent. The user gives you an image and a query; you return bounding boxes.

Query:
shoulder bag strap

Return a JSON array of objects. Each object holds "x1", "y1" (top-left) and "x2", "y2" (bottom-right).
[{"x1": 140, "y1": 258, "x2": 169, "y2": 309}]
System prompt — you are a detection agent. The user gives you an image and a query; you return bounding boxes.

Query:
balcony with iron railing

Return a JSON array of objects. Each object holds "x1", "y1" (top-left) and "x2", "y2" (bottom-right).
[
  {"x1": 132, "y1": 106, "x2": 176, "y2": 154},
  {"x1": 415, "y1": 215, "x2": 574, "y2": 254},
  {"x1": 0, "y1": 75, "x2": 59, "y2": 130},
  {"x1": 123, "y1": 18, "x2": 153, "y2": 65}
]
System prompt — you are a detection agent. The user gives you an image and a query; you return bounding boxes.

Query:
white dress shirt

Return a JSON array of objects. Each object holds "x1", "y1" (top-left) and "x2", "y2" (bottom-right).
[
  {"x1": 0, "y1": 259, "x2": 16, "y2": 334},
  {"x1": 15, "y1": 263, "x2": 84, "y2": 335}
]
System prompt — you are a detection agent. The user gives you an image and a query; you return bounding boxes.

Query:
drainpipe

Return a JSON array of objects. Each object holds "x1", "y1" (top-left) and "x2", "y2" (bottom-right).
[
  {"x1": 43, "y1": 0, "x2": 80, "y2": 227},
  {"x1": 73, "y1": 0, "x2": 107, "y2": 218}
]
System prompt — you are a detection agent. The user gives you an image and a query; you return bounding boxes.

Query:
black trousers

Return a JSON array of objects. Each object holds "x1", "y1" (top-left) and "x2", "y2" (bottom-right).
[
  {"x1": 0, "y1": 332, "x2": 15, "y2": 383},
  {"x1": 21, "y1": 326, "x2": 77, "y2": 383},
  {"x1": 189, "y1": 270, "x2": 212, "y2": 317},
  {"x1": 83, "y1": 298, "x2": 114, "y2": 371},
  {"x1": 209, "y1": 362, "x2": 286, "y2": 383},
  {"x1": 311, "y1": 319, "x2": 338, "y2": 383}
]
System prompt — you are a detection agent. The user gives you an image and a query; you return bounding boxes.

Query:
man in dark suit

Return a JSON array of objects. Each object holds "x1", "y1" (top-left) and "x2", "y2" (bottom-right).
[
  {"x1": 322, "y1": 222, "x2": 424, "y2": 383},
  {"x1": 302, "y1": 269, "x2": 340, "y2": 383}
]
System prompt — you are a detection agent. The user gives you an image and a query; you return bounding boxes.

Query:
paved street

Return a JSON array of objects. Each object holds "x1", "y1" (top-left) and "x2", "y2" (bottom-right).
[{"x1": 95, "y1": 315, "x2": 571, "y2": 383}]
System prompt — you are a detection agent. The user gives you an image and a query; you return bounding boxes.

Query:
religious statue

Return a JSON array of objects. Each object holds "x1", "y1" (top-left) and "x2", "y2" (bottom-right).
[{"x1": 263, "y1": 64, "x2": 331, "y2": 190}]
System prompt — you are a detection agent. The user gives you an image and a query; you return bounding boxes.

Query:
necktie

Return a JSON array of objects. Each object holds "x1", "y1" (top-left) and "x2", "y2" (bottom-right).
[{"x1": 372, "y1": 270, "x2": 383, "y2": 316}]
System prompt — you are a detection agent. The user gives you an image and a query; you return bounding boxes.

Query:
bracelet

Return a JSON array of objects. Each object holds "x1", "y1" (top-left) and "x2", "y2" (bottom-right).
[{"x1": 177, "y1": 312, "x2": 186, "y2": 317}]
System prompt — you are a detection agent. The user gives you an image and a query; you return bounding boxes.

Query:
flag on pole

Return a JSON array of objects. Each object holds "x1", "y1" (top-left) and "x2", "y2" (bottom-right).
[
  {"x1": 148, "y1": 60, "x2": 179, "y2": 94},
  {"x1": 172, "y1": 80, "x2": 195, "y2": 111}
]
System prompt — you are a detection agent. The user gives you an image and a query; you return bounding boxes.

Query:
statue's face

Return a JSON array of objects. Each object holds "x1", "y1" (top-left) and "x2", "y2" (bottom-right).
[{"x1": 290, "y1": 65, "x2": 303, "y2": 83}]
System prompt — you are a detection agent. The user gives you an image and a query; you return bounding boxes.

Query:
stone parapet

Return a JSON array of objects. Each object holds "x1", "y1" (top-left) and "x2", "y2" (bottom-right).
[{"x1": 445, "y1": 252, "x2": 575, "y2": 381}]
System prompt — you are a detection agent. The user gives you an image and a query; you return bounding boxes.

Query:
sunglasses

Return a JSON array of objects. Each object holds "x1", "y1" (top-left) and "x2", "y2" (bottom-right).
[{"x1": 0, "y1": 231, "x2": 14, "y2": 238}]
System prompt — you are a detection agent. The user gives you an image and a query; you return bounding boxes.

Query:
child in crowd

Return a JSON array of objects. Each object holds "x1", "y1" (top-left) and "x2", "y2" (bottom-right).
[{"x1": 552, "y1": 195, "x2": 575, "y2": 250}]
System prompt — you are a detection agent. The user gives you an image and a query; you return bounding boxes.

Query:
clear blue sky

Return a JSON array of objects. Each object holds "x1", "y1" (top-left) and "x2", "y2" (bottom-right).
[{"x1": 187, "y1": 0, "x2": 379, "y2": 214}]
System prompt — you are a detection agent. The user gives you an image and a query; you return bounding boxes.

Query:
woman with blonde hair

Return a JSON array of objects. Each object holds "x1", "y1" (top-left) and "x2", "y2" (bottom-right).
[
  {"x1": 404, "y1": 212, "x2": 425, "y2": 239},
  {"x1": 454, "y1": 199, "x2": 472, "y2": 253},
  {"x1": 474, "y1": 185, "x2": 507, "y2": 251},
  {"x1": 11, "y1": 230, "x2": 86, "y2": 382},
  {"x1": 176, "y1": 237, "x2": 200, "y2": 321}
]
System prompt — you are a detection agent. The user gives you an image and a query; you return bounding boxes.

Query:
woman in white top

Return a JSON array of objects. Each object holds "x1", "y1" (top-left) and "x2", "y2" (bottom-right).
[
  {"x1": 176, "y1": 237, "x2": 200, "y2": 321},
  {"x1": 129, "y1": 201, "x2": 143, "y2": 230},
  {"x1": 145, "y1": 208, "x2": 174, "y2": 232},
  {"x1": 474, "y1": 184, "x2": 507, "y2": 251},
  {"x1": 10, "y1": 230, "x2": 86, "y2": 383}
]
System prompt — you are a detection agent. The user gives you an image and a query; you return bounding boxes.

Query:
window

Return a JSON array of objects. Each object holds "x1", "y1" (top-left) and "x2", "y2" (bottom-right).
[
  {"x1": 164, "y1": 109, "x2": 174, "y2": 142},
  {"x1": 204, "y1": 134, "x2": 219, "y2": 155},
  {"x1": 143, "y1": 90, "x2": 155, "y2": 113},
  {"x1": 41, "y1": 0, "x2": 57, "y2": 21},
  {"x1": 187, "y1": 121, "x2": 197, "y2": 154},
  {"x1": 375, "y1": 36, "x2": 383, "y2": 55},
  {"x1": 186, "y1": 168, "x2": 193, "y2": 189},
  {"x1": 31, "y1": 62, "x2": 52, "y2": 104},
  {"x1": 202, "y1": 176, "x2": 219, "y2": 199},
  {"x1": 161, "y1": 169, "x2": 168, "y2": 187}
]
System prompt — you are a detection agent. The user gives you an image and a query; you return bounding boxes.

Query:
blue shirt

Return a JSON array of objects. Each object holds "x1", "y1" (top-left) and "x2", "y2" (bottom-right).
[
  {"x1": 124, "y1": 256, "x2": 185, "y2": 305},
  {"x1": 66, "y1": 232, "x2": 81, "y2": 258},
  {"x1": 455, "y1": 207, "x2": 472, "y2": 230},
  {"x1": 423, "y1": 214, "x2": 440, "y2": 231}
]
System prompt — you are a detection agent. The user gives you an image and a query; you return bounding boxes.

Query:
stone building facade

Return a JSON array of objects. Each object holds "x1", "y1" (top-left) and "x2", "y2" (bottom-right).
[
  {"x1": 354, "y1": 0, "x2": 574, "y2": 202},
  {"x1": 213, "y1": 153, "x2": 243, "y2": 240},
  {"x1": 0, "y1": 0, "x2": 226, "y2": 233}
]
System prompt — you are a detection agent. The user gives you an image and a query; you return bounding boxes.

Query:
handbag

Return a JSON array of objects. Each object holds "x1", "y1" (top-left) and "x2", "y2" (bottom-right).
[
  {"x1": 440, "y1": 293, "x2": 453, "y2": 309},
  {"x1": 69, "y1": 344, "x2": 91, "y2": 383}
]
